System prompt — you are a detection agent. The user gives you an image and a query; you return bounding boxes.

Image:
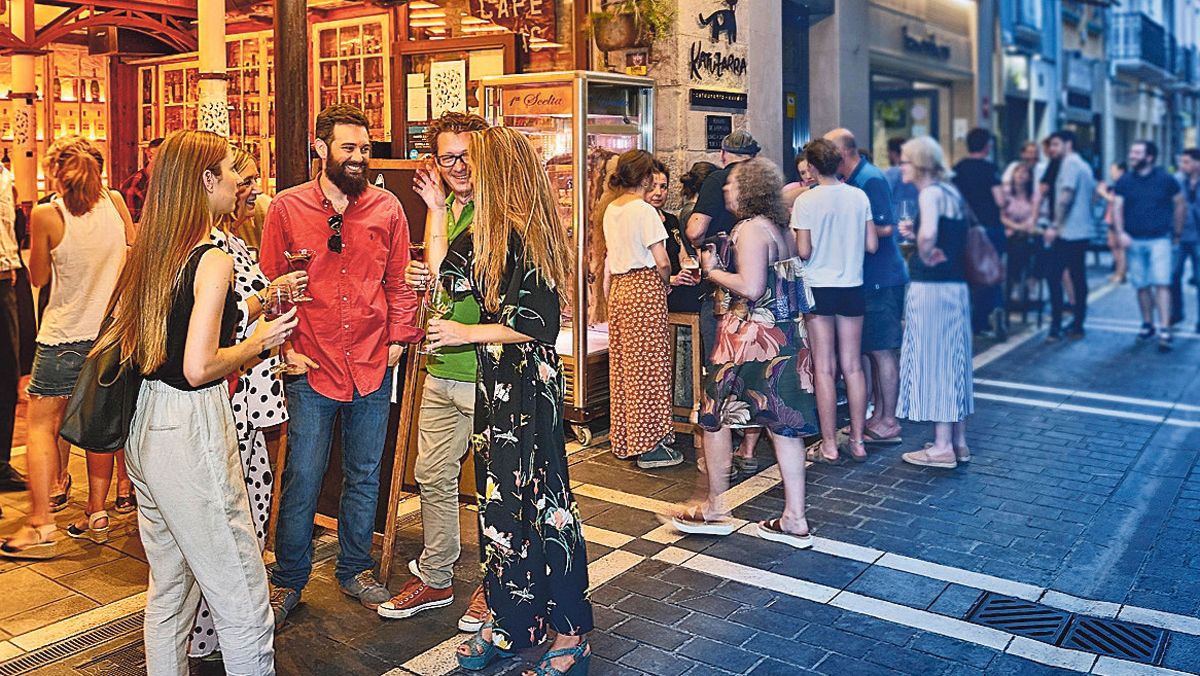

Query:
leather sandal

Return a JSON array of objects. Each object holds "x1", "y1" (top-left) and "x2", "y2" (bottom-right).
[
  {"x1": 456, "y1": 622, "x2": 514, "y2": 671},
  {"x1": 525, "y1": 638, "x2": 591, "y2": 676},
  {"x1": 48, "y1": 474, "x2": 72, "y2": 514},
  {"x1": 114, "y1": 493, "x2": 137, "y2": 514},
  {"x1": 659, "y1": 505, "x2": 736, "y2": 536}
]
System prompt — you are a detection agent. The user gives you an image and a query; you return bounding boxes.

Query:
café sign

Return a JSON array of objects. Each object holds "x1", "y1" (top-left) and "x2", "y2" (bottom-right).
[
  {"x1": 469, "y1": 0, "x2": 556, "y2": 41},
  {"x1": 901, "y1": 26, "x2": 951, "y2": 61}
]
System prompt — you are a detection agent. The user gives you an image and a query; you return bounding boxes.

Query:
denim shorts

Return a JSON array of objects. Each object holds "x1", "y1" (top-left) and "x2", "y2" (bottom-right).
[
  {"x1": 27, "y1": 340, "x2": 94, "y2": 398},
  {"x1": 1127, "y1": 237, "x2": 1172, "y2": 289}
]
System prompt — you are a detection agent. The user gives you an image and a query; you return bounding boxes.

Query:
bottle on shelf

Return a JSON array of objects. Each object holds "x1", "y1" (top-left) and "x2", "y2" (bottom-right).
[{"x1": 53, "y1": 69, "x2": 62, "y2": 100}]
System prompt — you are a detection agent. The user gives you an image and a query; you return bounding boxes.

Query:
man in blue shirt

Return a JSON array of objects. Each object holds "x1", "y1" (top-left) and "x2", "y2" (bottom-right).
[
  {"x1": 825, "y1": 129, "x2": 906, "y2": 445},
  {"x1": 1113, "y1": 140, "x2": 1187, "y2": 352}
]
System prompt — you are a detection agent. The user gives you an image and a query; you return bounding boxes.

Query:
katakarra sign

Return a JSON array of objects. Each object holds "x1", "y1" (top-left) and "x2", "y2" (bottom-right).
[
  {"x1": 689, "y1": 0, "x2": 747, "y2": 82},
  {"x1": 503, "y1": 84, "x2": 572, "y2": 116}
]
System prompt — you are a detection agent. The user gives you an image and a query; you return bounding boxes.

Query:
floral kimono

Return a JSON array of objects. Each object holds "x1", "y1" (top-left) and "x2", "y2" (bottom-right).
[
  {"x1": 697, "y1": 224, "x2": 818, "y2": 438},
  {"x1": 444, "y1": 232, "x2": 593, "y2": 651}
]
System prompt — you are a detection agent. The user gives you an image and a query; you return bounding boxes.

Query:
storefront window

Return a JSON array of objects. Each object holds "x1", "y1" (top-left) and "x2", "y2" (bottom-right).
[{"x1": 406, "y1": 0, "x2": 576, "y2": 72}]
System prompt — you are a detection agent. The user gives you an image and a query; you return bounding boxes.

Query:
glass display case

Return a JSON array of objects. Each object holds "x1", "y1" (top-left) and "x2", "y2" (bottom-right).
[
  {"x1": 480, "y1": 71, "x2": 654, "y2": 444},
  {"x1": 160, "y1": 60, "x2": 200, "y2": 136},
  {"x1": 313, "y1": 16, "x2": 391, "y2": 142}
]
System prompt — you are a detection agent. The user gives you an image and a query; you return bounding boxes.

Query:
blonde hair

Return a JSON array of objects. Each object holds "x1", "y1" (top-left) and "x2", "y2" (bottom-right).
[
  {"x1": 901, "y1": 136, "x2": 946, "y2": 180},
  {"x1": 46, "y1": 136, "x2": 104, "y2": 217},
  {"x1": 467, "y1": 126, "x2": 572, "y2": 315},
  {"x1": 94, "y1": 130, "x2": 230, "y2": 372}
]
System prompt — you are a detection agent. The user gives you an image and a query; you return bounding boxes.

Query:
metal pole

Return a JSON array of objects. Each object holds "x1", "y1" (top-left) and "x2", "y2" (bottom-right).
[
  {"x1": 197, "y1": 0, "x2": 229, "y2": 137},
  {"x1": 274, "y1": 0, "x2": 310, "y2": 190},
  {"x1": 975, "y1": 0, "x2": 996, "y2": 131}
]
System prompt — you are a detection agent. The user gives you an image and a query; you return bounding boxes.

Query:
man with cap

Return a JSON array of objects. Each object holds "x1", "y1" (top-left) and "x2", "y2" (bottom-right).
[{"x1": 685, "y1": 130, "x2": 762, "y2": 474}]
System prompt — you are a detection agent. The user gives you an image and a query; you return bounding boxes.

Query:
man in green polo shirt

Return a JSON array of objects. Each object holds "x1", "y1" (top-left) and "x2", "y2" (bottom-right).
[{"x1": 377, "y1": 112, "x2": 490, "y2": 627}]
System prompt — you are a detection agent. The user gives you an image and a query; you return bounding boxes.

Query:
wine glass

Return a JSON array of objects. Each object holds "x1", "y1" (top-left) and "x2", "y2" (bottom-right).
[
  {"x1": 419, "y1": 278, "x2": 454, "y2": 356},
  {"x1": 896, "y1": 200, "x2": 917, "y2": 259},
  {"x1": 410, "y1": 242, "x2": 428, "y2": 291},
  {"x1": 284, "y1": 249, "x2": 315, "y2": 302},
  {"x1": 264, "y1": 287, "x2": 302, "y2": 376}
]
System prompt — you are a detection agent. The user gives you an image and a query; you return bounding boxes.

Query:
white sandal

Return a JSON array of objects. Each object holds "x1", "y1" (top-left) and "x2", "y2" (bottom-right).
[
  {"x1": 0, "y1": 524, "x2": 60, "y2": 559},
  {"x1": 67, "y1": 510, "x2": 110, "y2": 544}
]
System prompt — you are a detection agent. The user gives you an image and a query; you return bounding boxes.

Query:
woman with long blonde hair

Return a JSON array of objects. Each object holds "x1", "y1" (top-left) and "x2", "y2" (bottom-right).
[
  {"x1": 188, "y1": 145, "x2": 304, "y2": 661},
  {"x1": 426, "y1": 126, "x2": 592, "y2": 676},
  {"x1": 1, "y1": 136, "x2": 133, "y2": 558},
  {"x1": 97, "y1": 130, "x2": 295, "y2": 675}
]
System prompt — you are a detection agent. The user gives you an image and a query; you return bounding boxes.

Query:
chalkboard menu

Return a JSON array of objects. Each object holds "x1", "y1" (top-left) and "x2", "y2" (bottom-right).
[
  {"x1": 706, "y1": 115, "x2": 732, "y2": 151},
  {"x1": 469, "y1": 0, "x2": 556, "y2": 42}
]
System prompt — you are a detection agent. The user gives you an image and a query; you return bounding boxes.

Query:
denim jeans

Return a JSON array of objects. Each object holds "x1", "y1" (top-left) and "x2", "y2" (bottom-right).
[
  {"x1": 1047, "y1": 238, "x2": 1090, "y2": 332},
  {"x1": 272, "y1": 369, "x2": 394, "y2": 590},
  {"x1": 1170, "y1": 241, "x2": 1199, "y2": 325}
]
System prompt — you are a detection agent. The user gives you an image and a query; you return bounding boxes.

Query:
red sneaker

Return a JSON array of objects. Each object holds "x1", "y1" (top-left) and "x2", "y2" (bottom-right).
[{"x1": 376, "y1": 576, "x2": 453, "y2": 620}]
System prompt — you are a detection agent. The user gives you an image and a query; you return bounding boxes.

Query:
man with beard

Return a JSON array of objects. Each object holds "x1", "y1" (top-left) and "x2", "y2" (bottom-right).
[
  {"x1": 376, "y1": 112, "x2": 491, "y2": 629},
  {"x1": 1114, "y1": 140, "x2": 1186, "y2": 352},
  {"x1": 260, "y1": 104, "x2": 422, "y2": 625}
]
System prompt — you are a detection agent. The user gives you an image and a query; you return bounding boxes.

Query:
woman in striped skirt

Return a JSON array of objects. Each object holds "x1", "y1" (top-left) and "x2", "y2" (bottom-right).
[{"x1": 895, "y1": 137, "x2": 974, "y2": 469}]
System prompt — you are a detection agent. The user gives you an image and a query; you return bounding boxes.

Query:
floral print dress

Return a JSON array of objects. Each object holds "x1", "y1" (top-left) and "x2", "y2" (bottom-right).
[
  {"x1": 444, "y1": 232, "x2": 593, "y2": 651},
  {"x1": 698, "y1": 222, "x2": 819, "y2": 437}
]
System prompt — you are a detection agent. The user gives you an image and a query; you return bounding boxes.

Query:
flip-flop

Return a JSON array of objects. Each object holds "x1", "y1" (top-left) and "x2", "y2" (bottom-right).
[
  {"x1": 840, "y1": 440, "x2": 869, "y2": 463},
  {"x1": 838, "y1": 426, "x2": 903, "y2": 446},
  {"x1": 902, "y1": 448, "x2": 958, "y2": 469},
  {"x1": 805, "y1": 443, "x2": 844, "y2": 466},
  {"x1": 863, "y1": 428, "x2": 903, "y2": 445},
  {"x1": 659, "y1": 506, "x2": 736, "y2": 536},
  {"x1": 756, "y1": 519, "x2": 813, "y2": 550}
]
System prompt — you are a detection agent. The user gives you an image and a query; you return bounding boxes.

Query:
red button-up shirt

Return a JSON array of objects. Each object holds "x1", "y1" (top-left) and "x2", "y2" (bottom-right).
[{"x1": 261, "y1": 179, "x2": 422, "y2": 402}]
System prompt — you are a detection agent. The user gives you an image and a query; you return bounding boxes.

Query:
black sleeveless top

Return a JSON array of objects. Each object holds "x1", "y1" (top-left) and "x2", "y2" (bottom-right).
[
  {"x1": 908, "y1": 183, "x2": 968, "y2": 283},
  {"x1": 148, "y1": 244, "x2": 239, "y2": 390}
]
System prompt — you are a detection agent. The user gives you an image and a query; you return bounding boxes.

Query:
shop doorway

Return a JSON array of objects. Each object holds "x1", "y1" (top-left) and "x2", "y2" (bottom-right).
[
  {"x1": 781, "y1": 2, "x2": 811, "y2": 182},
  {"x1": 871, "y1": 89, "x2": 940, "y2": 164}
]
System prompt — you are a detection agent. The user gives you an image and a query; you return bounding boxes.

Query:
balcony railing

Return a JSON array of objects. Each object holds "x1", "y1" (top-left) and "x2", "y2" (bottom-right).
[{"x1": 1109, "y1": 12, "x2": 1173, "y2": 80}]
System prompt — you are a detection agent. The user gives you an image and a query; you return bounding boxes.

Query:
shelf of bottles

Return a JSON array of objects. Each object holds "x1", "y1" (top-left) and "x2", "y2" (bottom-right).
[
  {"x1": 227, "y1": 31, "x2": 276, "y2": 191},
  {"x1": 160, "y1": 60, "x2": 200, "y2": 136},
  {"x1": 1, "y1": 46, "x2": 109, "y2": 195},
  {"x1": 314, "y1": 17, "x2": 391, "y2": 141},
  {"x1": 139, "y1": 66, "x2": 157, "y2": 145}
]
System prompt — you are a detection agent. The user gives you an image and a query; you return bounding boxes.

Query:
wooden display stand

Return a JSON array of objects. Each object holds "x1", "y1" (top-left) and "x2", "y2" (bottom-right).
[{"x1": 668, "y1": 312, "x2": 703, "y2": 446}]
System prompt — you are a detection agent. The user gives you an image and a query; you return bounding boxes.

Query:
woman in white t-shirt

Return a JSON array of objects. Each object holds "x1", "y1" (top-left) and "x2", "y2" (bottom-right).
[
  {"x1": 603, "y1": 150, "x2": 698, "y2": 469},
  {"x1": 791, "y1": 139, "x2": 878, "y2": 466}
]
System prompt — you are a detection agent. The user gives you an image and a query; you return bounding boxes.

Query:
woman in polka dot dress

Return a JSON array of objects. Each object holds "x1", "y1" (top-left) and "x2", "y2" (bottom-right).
[{"x1": 189, "y1": 148, "x2": 304, "y2": 660}]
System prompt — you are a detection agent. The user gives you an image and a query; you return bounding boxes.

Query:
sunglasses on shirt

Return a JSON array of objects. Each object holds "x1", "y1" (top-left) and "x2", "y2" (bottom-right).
[{"x1": 327, "y1": 213, "x2": 343, "y2": 253}]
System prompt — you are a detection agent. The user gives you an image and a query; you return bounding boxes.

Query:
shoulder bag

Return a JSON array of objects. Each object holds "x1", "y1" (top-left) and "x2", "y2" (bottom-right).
[{"x1": 59, "y1": 322, "x2": 143, "y2": 453}]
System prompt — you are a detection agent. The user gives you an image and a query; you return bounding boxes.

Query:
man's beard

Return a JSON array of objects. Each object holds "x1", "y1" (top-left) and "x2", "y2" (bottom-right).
[
  {"x1": 326, "y1": 156, "x2": 368, "y2": 197},
  {"x1": 1135, "y1": 158, "x2": 1153, "y2": 172}
]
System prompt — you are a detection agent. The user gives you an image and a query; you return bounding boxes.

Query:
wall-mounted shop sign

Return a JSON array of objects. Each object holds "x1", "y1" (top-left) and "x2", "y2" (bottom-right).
[
  {"x1": 690, "y1": 89, "x2": 747, "y2": 111},
  {"x1": 689, "y1": 0, "x2": 747, "y2": 82},
  {"x1": 503, "y1": 84, "x2": 572, "y2": 116},
  {"x1": 469, "y1": 0, "x2": 556, "y2": 41},
  {"x1": 706, "y1": 115, "x2": 733, "y2": 150},
  {"x1": 901, "y1": 26, "x2": 951, "y2": 61}
]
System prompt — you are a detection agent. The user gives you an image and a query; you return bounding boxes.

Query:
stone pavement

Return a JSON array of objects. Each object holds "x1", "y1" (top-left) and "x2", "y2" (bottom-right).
[{"x1": 2, "y1": 272, "x2": 1200, "y2": 675}]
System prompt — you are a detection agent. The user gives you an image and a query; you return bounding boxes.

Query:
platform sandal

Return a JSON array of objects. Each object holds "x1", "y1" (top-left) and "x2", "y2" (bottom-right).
[
  {"x1": 525, "y1": 638, "x2": 591, "y2": 676},
  {"x1": 67, "y1": 511, "x2": 110, "y2": 544},
  {"x1": 0, "y1": 524, "x2": 60, "y2": 559},
  {"x1": 48, "y1": 474, "x2": 72, "y2": 513},
  {"x1": 456, "y1": 622, "x2": 514, "y2": 671},
  {"x1": 114, "y1": 493, "x2": 137, "y2": 514}
]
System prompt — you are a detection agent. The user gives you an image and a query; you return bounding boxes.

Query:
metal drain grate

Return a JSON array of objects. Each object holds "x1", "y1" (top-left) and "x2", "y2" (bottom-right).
[
  {"x1": 967, "y1": 593, "x2": 1072, "y2": 642},
  {"x1": 74, "y1": 641, "x2": 147, "y2": 676},
  {"x1": 1060, "y1": 617, "x2": 1168, "y2": 665},
  {"x1": 0, "y1": 612, "x2": 143, "y2": 676}
]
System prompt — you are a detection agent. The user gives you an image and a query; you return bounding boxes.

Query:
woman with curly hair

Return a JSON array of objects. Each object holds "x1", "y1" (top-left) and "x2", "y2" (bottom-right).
[
  {"x1": 791, "y1": 139, "x2": 878, "y2": 466},
  {"x1": 666, "y1": 157, "x2": 819, "y2": 549}
]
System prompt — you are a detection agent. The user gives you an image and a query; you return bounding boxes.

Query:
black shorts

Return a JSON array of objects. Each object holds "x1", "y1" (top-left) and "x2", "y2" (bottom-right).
[
  {"x1": 861, "y1": 285, "x2": 905, "y2": 352},
  {"x1": 809, "y1": 285, "x2": 866, "y2": 317}
]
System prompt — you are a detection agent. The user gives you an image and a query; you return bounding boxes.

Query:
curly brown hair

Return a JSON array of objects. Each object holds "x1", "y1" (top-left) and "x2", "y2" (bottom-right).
[
  {"x1": 426, "y1": 112, "x2": 489, "y2": 155},
  {"x1": 730, "y1": 158, "x2": 787, "y2": 226}
]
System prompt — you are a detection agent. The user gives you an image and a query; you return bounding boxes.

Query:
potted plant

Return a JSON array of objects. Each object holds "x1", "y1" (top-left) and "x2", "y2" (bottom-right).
[{"x1": 587, "y1": 0, "x2": 674, "y2": 52}]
